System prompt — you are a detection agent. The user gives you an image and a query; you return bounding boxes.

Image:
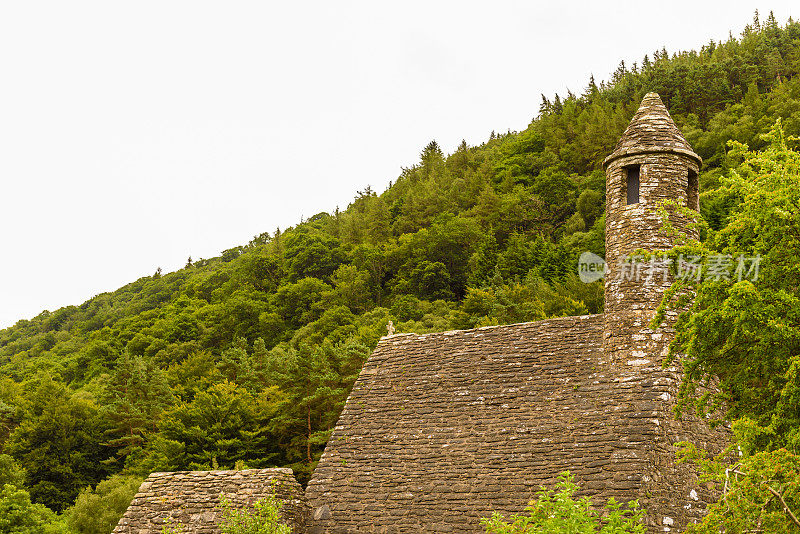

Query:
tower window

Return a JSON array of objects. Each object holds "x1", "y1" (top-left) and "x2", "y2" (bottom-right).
[
  {"x1": 687, "y1": 169, "x2": 699, "y2": 210},
  {"x1": 626, "y1": 165, "x2": 640, "y2": 205}
]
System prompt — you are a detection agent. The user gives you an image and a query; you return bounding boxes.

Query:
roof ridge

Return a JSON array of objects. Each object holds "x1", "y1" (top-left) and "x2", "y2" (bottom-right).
[{"x1": 377, "y1": 313, "x2": 604, "y2": 343}]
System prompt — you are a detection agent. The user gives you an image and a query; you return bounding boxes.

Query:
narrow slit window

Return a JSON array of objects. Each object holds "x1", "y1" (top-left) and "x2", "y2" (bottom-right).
[
  {"x1": 626, "y1": 165, "x2": 640, "y2": 205},
  {"x1": 687, "y1": 169, "x2": 699, "y2": 210}
]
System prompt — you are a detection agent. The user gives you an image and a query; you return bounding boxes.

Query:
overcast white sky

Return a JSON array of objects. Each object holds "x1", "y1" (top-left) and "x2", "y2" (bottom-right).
[{"x1": 0, "y1": 1, "x2": 796, "y2": 328}]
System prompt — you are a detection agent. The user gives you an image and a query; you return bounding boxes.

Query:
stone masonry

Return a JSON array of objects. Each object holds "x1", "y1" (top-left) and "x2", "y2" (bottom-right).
[
  {"x1": 112, "y1": 468, "x2": 308, "y2": 533},
  {"x1": 115, "y1": 93, "x2": 728, "y2": 533},
  {"x1": 308, "y1": 316, "x2": 613, "y2": 532},
  {"x1": 602, "y1": 93, "x2": 716, "y2": 529}
]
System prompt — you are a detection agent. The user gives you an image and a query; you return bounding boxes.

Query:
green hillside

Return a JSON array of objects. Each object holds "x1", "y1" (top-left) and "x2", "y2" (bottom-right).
[{"x1": 1, "y1": 11, "x2": 800, "y2": 531}]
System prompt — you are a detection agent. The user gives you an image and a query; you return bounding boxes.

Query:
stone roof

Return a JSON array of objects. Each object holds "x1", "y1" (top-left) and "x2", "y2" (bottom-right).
[
  {"x1": 307, "y1": 315, "x2": 643, "y2": 532},
  {"x1": 112, "y1": 468, "x2": 307, "y2": 534},
  {"x1": 604, "y1": 92, "x2": 701, "y2": 167}
]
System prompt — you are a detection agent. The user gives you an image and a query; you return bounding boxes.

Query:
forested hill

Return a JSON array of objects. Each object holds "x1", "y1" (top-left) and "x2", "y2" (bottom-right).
[{"x1": 0, "y1": 12, "x2": 799, "y2": 529}]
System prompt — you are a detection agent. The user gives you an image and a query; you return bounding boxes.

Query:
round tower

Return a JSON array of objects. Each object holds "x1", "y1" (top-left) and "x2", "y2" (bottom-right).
[
  {"x1": 601, "y1": 93, "x2": 711, "y2": 532},
  {"x1": 602, "y1": 92, "x2": 701, "y2": 363}
]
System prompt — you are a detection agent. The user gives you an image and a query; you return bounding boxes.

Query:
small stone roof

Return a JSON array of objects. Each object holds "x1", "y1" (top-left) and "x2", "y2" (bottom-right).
[
  {"x1": 604, "y1": 92, "x2": 701, "y2": 167},
  {"x1": 113, "y1": 468, "x2": 307, "y2": 534}
]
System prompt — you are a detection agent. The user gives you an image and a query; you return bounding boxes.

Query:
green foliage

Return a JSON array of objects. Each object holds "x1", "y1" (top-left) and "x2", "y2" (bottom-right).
[
  {"x1": 283, "y1": 228, "x2": 345, "y2": 282},
  {"x1": 157, "y1": 381, "x2": 281, "y2": 471},
  {"x1": 161, "y1": 519, "x2": 184, "y2": 534},
  {"x1": 659, "y1": 121, "x2": 800, "y2": 452},
  {"x1": 677, "y1": 442, "x2": 800, "y2": 533},
  {"x1": 268, "y1": 341, "x2": 370, "y2": 482},
  {"x1": 218, "y1": 492, "x2": 291, "y2": 534},
  {"x1": 0, "y1": 484, "x2": 70, "y2": 533},
  {"x1": 101, "y1": 354, "x2": 174, "y2": 463},
  {"x1": 0, "y1": 454, "x2": 26, "y2": 488},
  {"x1": 461, "y1": 274, "x2": 589, "y2": 327},
  {"x1": 63, "y1": 474, "x2": 143, "y2": 534},
  {"x1": 481, "y1": 472, "x2": 645, "y2": 533},
  {"x1": 7, "y1": 376, "x2": 113, "y2": 512}
]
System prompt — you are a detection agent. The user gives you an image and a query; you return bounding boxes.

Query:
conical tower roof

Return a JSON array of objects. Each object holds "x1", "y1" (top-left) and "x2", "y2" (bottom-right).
[{"x1": 603, "y1": 92, "x2": 701, "y2": 167}]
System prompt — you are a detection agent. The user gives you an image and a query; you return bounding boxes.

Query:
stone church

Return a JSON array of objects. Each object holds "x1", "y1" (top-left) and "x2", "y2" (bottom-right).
[{"x1": 113, "y1": 93, "x2": 727, "y2": 534}]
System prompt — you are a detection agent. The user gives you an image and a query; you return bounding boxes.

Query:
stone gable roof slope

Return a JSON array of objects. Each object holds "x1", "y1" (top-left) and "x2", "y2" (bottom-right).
[{"x1": 306, "y1": 315, "x2": 657, "y2": 533}]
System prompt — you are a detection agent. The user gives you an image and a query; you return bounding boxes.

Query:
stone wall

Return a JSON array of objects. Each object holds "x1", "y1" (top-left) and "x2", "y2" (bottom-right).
[
  {"x1": 113, "y1": 468, "x2": 308, "y2": 533},
  {"x1": 604, "y1": 152, "x2": 701, "y2": 316},
  {"x1": 597, "y1": 313, "x2": 728, "y2": 531}
]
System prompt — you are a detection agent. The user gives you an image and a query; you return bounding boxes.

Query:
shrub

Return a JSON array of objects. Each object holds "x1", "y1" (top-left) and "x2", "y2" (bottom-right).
[
  {"x1": 481, "y1": 471, "x2": 645, "y2": 533},
  {"x1": 64, "y1": 474, "x2": 143, "y2": 534},
  {"x1": 218, "y1": 490, "x2": 291, "y2": 534},
  {"x1": 677, "y1": 440, "x2": 800, "y2": 533}
]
